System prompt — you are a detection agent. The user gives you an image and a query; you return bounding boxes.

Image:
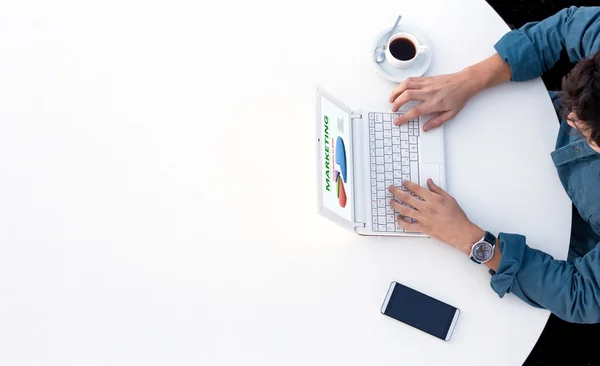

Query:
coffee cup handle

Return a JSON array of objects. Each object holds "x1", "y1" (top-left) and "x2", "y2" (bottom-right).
[{"x1": 418, "y1": 45, "x2": 428, "y2": 54}]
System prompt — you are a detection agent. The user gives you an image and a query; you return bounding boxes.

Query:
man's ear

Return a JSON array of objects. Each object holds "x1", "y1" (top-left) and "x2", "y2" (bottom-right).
[{"x1": 566, "y1": 112, "x2": 578, "y2": 128}]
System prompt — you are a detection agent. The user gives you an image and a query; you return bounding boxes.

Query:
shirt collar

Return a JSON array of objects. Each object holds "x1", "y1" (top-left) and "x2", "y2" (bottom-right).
[{"x1": 551, "y1": 138, "x2": 599, "y2": 167}]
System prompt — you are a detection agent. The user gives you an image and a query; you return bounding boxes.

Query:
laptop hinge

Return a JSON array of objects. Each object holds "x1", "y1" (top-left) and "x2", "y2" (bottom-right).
[{"x1": 350, "y1": 111, "x2": 366, "y2": 228}]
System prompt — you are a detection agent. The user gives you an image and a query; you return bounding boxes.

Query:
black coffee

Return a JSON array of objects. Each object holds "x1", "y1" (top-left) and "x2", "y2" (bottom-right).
[{"x1": 389, "y1": 38, "x2": 416, "y2": 61}]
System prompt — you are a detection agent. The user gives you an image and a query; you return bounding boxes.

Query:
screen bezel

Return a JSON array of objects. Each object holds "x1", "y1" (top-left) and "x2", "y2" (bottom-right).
[
  {"x1": 381, "y1": 281, "x2": 460, "y2": 341},
  {"x1": 315, "y1": 87, "x2": 357, "y2": 232}
]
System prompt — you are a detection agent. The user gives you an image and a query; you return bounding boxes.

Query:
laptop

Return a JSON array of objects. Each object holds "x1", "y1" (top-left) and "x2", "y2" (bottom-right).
[{"x1": 316, "y1": 87, "x2": 446, "y2": 237}]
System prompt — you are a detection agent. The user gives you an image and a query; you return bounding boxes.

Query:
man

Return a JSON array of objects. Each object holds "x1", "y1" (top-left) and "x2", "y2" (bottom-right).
[{"x1": 388, "y1": 6, "x2": 600, "y2": 323}]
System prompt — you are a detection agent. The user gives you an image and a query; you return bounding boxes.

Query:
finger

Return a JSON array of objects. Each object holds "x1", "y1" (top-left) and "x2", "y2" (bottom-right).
[
  {"x1": 391, "y1": 90, "x2": 427, "y2": 113},
  {"x1": 390, "y1": 199, "x2": 421, "y2": 219},
  {"x1": 388, "y1": 185, "x2": 422, "y2": 209},
  {"x1": 396, "y1": 215, "x2": 422, "y2": 232},
  {"x1": 389, "y1": 77, "x2": 425, "y2": 102},
  {"x1": 426, "y1": 178, "x2": 449, "y2": 196},
  {"x1": 423, "y1": 110, "x2": 456, "y2": 131},
  {"x1": 402, "y1": 179, "x2": 431, "y2": 200},
  {"x1": 393, "y1": 104, "x2": 433, "y2": 125}
]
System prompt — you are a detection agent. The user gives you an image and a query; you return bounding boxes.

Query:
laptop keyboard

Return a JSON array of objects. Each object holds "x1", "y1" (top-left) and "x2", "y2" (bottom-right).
[{"x1": 368, "y1": 112, "x2": 420, "y2": 233}]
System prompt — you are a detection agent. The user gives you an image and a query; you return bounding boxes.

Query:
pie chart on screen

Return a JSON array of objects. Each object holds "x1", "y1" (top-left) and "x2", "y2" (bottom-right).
[{"x1": 334, "y1": 136, "x2": 347, "y2": 208}]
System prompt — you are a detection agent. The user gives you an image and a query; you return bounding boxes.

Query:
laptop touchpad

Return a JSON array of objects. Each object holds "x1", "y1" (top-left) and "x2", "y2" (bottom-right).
[{"x1": 420, "y1": 163, "x2": 440, "y2": 188}]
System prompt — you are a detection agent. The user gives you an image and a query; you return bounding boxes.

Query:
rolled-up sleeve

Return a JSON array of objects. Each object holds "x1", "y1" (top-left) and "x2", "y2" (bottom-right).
[
  {"x1": 493, "y1": 6, "x2": 600, "y2": 82},
  {"x1": 490, "y1": 233, "x2": 600, "y2": 323}
]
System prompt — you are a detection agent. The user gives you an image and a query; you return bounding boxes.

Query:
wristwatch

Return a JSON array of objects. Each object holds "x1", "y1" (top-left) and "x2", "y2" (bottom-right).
[{"x1": 469, "y1": 231, "x2": 497, "y2": 264}]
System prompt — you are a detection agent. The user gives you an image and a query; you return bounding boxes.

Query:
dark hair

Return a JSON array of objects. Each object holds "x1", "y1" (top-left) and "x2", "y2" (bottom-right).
[{"x1": 560, "y1": 50, "x2": 600, "y2": 146}]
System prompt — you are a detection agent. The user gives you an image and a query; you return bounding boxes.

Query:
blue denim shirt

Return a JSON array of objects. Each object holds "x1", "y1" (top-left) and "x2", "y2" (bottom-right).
[{"x1": 490, "y1": 6, "x2": 600, "y2": 323}]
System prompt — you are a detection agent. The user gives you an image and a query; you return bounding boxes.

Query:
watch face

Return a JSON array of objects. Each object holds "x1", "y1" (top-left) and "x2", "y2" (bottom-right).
[{"x1": 473, "y1": 242, "x2": 494, "y2": 262}]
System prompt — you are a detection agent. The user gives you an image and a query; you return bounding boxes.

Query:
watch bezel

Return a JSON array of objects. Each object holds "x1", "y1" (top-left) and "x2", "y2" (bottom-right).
[{"x1": 471, "y1": 241, "x2": 494, "y2": 263}]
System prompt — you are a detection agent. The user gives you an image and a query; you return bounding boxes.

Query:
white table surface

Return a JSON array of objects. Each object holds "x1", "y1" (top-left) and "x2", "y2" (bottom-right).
[{"x1": 0, "y1": 0, "x2": 572, "y2": 365}]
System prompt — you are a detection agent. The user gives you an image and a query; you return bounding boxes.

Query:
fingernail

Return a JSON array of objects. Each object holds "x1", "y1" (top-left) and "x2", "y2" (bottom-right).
[
  {"x1": 393, "y1": 119, "x2": 399, "y2": 125},
  {"x1": 423, "y1": 126, "x2": 429, "y2": 132}
]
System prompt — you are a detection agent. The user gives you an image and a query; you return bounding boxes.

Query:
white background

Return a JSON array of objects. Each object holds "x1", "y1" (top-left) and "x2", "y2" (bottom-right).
[{"x1": 0, "y1": 0, "x2": 571, "y2": 365}]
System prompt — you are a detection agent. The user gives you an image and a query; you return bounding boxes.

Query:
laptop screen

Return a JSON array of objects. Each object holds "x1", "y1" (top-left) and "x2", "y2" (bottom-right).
[{"x1": 319, "y1": 95, "x2": 354, "y2": 223}]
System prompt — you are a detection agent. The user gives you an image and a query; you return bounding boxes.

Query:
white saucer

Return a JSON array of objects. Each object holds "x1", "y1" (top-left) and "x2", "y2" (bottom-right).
[{"x1": 371, "y1": 25, "x2": 433, "y2": 83}]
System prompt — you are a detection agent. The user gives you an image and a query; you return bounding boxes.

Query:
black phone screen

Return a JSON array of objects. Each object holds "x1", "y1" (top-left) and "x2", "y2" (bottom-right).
[{"x1": 382, "y1": 282, "x2": 458, "y2": 340}]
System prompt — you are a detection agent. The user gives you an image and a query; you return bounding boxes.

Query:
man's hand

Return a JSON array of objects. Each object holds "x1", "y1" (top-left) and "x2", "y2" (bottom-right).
[
  {"x1": 389, "y1": 72, "x2": 480, "y2": 131},
  {"x1": 389, "y1": 53, "x2": 512, "y2": 131},
  {"x1": 388, "y1": 179, "x2": 484, "y2": 254}
]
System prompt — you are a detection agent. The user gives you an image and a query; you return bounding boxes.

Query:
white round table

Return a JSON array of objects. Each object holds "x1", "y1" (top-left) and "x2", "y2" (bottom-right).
[{"x1": 0, "y1": 0, "x2": 572, "y2": 365}]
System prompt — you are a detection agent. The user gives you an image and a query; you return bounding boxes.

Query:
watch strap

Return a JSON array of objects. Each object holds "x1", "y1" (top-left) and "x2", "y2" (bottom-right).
[{"x1": 484, "y1": 231, "x2": 497, "y2": 248}]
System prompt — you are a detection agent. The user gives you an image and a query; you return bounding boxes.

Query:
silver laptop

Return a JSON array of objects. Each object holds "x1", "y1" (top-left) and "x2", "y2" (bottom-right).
[{"x1": 316, "y1": 87, "x2": 446, "y2": 237}]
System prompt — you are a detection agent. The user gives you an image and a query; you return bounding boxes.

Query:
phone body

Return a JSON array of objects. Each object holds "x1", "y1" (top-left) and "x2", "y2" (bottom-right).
[{"x1": 381, "y1": 281, "x2": 460, "y2": 341}]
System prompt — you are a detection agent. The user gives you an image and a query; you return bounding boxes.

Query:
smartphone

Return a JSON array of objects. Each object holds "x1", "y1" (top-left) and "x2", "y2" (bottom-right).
[{"x1": 381, "y1": 281, "x2": 460, "y2": 341}]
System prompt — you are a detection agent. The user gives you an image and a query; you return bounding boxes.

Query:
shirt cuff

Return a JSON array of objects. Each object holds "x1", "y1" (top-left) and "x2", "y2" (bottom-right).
[
  {"x1": 490, "y1": 233, "x2": 527, "y2": 298},
  {"x1": 494, "y1": 31, "x2": 544, "y2": 82}
]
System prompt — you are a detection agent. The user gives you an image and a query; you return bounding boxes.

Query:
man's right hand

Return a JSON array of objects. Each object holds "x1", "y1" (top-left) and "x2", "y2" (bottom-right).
[{"x1": 389, "y1": 53, "x2": 512, "y2": 131}]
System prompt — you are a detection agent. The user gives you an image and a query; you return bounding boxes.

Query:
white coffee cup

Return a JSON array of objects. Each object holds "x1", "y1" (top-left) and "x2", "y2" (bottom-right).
[{"x1": 385, "y1": 32, "x2": 428, "y2": 69}]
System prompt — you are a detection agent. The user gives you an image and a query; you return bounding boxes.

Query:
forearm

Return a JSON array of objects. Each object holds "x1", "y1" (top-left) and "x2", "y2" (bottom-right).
[
  {"x1": 490, "y1": 234, "x2": 600, "y2": 323},
  {"x1": 461, "y1": 54, "x2": 512, "y2": 95},
  {"x1": 492, "y1": 7, "x2": 600, "y2": 81}
]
